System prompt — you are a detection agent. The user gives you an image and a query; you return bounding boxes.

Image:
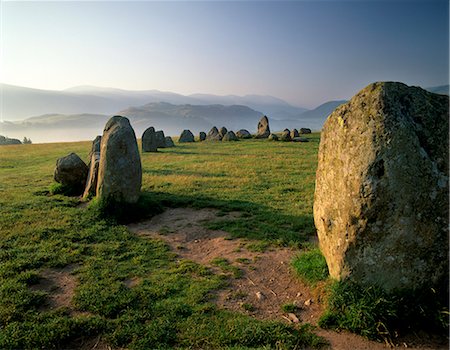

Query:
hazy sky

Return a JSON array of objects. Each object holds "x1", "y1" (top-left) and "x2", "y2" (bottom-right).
[{"x1": 1, "y1": 0, "x2": 448, "y2": 108}]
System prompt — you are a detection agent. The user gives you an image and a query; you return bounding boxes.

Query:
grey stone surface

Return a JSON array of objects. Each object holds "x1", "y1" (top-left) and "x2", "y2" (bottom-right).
[
  {"x1": 290, "y1": 128, "x2": 299, "y2": 138},
  {"x1": 54, "y1": 152, "x2": 88, "y2": 194},
  {"x1": 268, "y1": 133, "x2": 279, "y2": 141},
  {"x1": 222, "y1": 130, "x2": 238, "y2": 141},
  {"x1": 314, "y1": 82, "x2": 449, "y2": 292},
  {"x1": 280, "y1": 129, "x2": 291, "y2": 141},
  {"x1": 97, "y1": 116, "x2": 142, "y2": 204},
  {"x1": 255, "y1": 116, "x2": 270, "y2": 139},
  {"x1": 219, "y1": 127, "x2": 228, "y2": 138},
  {"x1": 165, "y1": 136, "x2": 175, "y2": 147},
  {"x1": 236, "y1": 129, "x2": 252, "y2": 139},
  {"x1": 142, "y1": 127, "x2": 157, "y2": 152},
  {"x1": 300, "y1": 128, "x2": 312, "y2": 134},
  {"x1": 206, "y1": 126, "x2": 222, "y2": 141},
  {"x1": 179, "y1": 129, "x2": 195, "y2": 142},
  {"x1": 155, "y1": 130, "x2": 166, "y2": 148},
  {"x1": 83, "y1": 152, "x2": 100, "y2": 199},
  {"x1": 199, "y1": 132, "x2": 206, "y2": 141}
]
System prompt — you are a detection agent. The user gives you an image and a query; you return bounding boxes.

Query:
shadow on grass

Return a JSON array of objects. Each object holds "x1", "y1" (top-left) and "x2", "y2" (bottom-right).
[{"x1": 92, "y1": 190, "x2": 316, "y2": 247}]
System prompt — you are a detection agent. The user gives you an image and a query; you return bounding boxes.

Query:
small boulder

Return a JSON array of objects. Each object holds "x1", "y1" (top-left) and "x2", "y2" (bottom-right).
[
  {"x1": 54, "y1": 152, "x2": 88, "y2": 195},
  {"x1": 206, "y1": 126, "x2": 222, "y2": 141},
  {"x1": 280, "y1": 129, "x2": 291, "y2": 141},
  {"x1": 219, "y1": 127, "x2": 228, "y2": 138},
  {"x1": 199, "y1": 132, "x2": 206, "y2": 141},
  {"x1": 268, "y1": 133, "x2": 279, "y2": 141},
  {"x1": 0, "y1": 135, "x2": 21, "y2": 145},
  {"x1": 179, "y1": 129, "x2": 195, "y2": 142},
  {"x1": 97, "y1": 116, "x2": 142, "y2": 204},
  {"x1": 83, "y1": 152, "x2": 100, "y2": 199},
  {"x1": 142, "y1": 127, "x2": 158, "y2": 152},
  {"x1": 155, "y1": 130, "x2": 166, "y2": 148},
  {"x1": 290, "y1": 128, "x2": 299, "y2": 138},
  {"x1": 164, "y1": 136, "x2": 175, "y2": 147},
  {"x1": 222, "y1": 131, "x2": 238, "y2": 141},
  {"x1": 255, "y1": 116, "x2": 270, "y2": 138},
  {"x1": 236, "y1": 129, "x2": 252, "y2": 139},
  {"x1": 300, "y1": 128, "x2": 312, "y2": 134}
]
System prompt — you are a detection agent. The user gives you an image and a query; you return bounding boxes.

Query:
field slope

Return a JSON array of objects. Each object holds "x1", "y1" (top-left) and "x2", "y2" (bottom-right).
[{"x1": 0, "y1": 137, "x2": 325, "y2": 349}]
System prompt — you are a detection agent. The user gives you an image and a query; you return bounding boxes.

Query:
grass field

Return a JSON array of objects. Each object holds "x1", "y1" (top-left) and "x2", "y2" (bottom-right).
[{"x1": 0, "y1": 135, "x2": 325, "y2": 349}]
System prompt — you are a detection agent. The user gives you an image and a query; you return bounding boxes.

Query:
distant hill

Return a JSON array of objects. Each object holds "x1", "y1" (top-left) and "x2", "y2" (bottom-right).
[
  {"x1": 1, "y1": 84, "x2": 306, "y2": 122},
  {"x1": 425, "y1": 85, "x2": 449, "y2": 95}
]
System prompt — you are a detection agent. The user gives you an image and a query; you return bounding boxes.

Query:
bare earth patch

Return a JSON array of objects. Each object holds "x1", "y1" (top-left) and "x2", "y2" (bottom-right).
[
  {"x1": 30, "y1": 264, "x2": 79, "y2": 311},
  {"x1": 127, "y1": 207, "x2": 447, "y2": 349}
]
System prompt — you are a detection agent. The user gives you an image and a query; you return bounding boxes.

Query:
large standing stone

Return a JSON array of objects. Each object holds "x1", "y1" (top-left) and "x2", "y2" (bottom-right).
[
  {"x1": 97, "y1": 116, "x2": 142, "y2": 204},
  {"x1": 219, "y1": 127, "x2": 228, "y2": 138},
  {"x1": 142, "y1": 127, "x2": 158, "y2": 152},
  {"x1": 54, "y1": 153, "x2": 88, "y2": 194},
  {"x1": 83, "y1": 152, "x2": 100, "y2": 199},
  {"x1": 155, "y1": 130, "x2": 166, "y2": 148},
  {"x1": 255, "y1": 116, "x2": 270, "y2": 139},
  {"x1": 199, "y1": 132, "x2": 206, "y2": 141},
  {"x1": 179, "y1": 129, "x2": 195, "y2": 142},
  {"x1": 165, "y1": 136, "x2": 175, "y2": 147},
  {"x1": 222, "y1": 131, "x2": 238, "y2": 141},
  {"x1": 314, "y1": 82, "x2": 449, "y2": 292},
  {"x1": 206, "y1": 126, "x2": 222, "y2": 141},
  {"x1": 236, "y1": 129, "x2": 252, "y2": 139}
]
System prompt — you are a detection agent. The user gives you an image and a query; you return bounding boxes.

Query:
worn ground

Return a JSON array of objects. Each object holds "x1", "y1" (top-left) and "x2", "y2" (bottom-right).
[{"x1": 128, "y1": 207, "x2": 448, "y2": 350}]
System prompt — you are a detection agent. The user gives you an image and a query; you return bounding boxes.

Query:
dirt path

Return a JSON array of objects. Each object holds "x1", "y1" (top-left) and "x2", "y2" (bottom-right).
[{"x1": 128, "y1": 207, "x2": 448, "y2": 349}]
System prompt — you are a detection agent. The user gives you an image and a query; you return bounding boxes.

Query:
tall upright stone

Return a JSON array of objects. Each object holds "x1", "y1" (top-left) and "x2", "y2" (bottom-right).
[
  {"x1": 142, "y1": 127, "x2": 157, "y2": 152},
  {"x1": 255, "y1": 116, "x2": 270, "y2": 139},
  {"x1": 97, "y1": 116, "x2": 142, "y2": 204},
  {"x1": 219, "y1": 127, "x2": 228, "y2": 138},
  {"x1": 314, "y1": 82, "x2": 449, "y2": 292},
  {"x1": 199, "y1": 132, "x2": 206, "y2": 141}
]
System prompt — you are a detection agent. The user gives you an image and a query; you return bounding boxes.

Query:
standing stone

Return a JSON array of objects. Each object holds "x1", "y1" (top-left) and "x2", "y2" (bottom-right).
[
  {"x1": 206, "y1": 126, "x2": 222, "y2": 141},
  {"x1": 222, "y1": 131, "x2": 238, "y2": 141},
  {"x1": 236, "y1": 129, "x2": 252, "y2": 139},
  {"x1": 165, "y1": 136, "x2": 175, "y2": 147},
  {"x1": 155, "y1": 130, "x2": 166, "y2": 148},
  {"x1": 290, "y1": 128, "x2": 299, "y2": 138},
  {"x1": 219, "y1": 127, "x2": 228, "y2": 138},
  {"x1": 54, "y1": 153, "x2": 88, "y2": 194},
  {"x1": 314, "y1": 82, "x2": 449, "y2": 293},
  {"x1": 280, "y1": 129, "x2": 291, "y2": 141},
  {"x1": 179, "y1": 129, "x2": 195, "y2": 142},
  {"x1": 268, "y1": 133, "x2": 279, "y2": 141},
  {"x1": 97, "y1": 116, "x2": 142, "y2": 204},
  {"x1": 87, "y1": 135, "x2": 102, "y2": 168},
  {"x1": 83, "y1": 152, "x2": 100, "y2": 199},
  {"x1": 255, "y1": 116, "x2": 270, "y2": 139},
  {"x1": 142, "y1": 127, "x2": 157, "y2": 152},
  {"x1": 199, "y1": 132, "x2": 206, "y2": 141},
  {"x1": 300, "y1": 128, "x2": 312, "y2": 134}
]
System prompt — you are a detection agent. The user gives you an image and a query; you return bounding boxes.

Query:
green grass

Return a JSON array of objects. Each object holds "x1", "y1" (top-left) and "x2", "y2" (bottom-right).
[
  {"x1": 319, "y1": 281, "x2": 449, "y2": 342},
  {"x1": 291, "y1": 248, "x2": 329, "y2": 285},
  {"x1": 0, "y1": 137, "x2": 324, "y2": 349},
  {"x1": 281, "y1": 303, "x2": 298, "y2": 313}
]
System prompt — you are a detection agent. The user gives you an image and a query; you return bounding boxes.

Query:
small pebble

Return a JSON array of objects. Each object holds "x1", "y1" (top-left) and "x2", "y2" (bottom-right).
[{"x1": 304, "y1": 299, "x2": 312, "y2": 306}]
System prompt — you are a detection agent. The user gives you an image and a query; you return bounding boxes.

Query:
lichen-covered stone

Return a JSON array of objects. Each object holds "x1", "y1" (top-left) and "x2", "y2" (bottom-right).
[
  {"x1": 219, "y1": 127, "x2": 228, "y2": 138},
  {"x1": 207, "y1": 126, "x2": 222, "y2": 141},
  {"x1": 142, "y1": 127, "x2": 157, "y2": 152},
  {"x1": 54, "y1": 152, "x2": 88, "y2": 194},
  {"x1": 199, "y1": 132, "x2": 206, "y2": 141},
  {"x1": 165, "y1": 136, "x2": 175, "y2": 147},
  {"x1": 179, "y1": 129, "x2": 195, "y2": 142},
  {"x1": 222, "y1": 130, "x2": 238, "y2": 141},
  {"x1": 255, "y1": 116, "x2": 270, "y2": 138},
  {"x1": 300, "y1": 128, "x2": 311, "y2": 134},
  {"x1": 97, "y1": 116, "x2": 142, "y2": 204},
  {"x1": 290, "y1": 128, "x2": 299, "y2": 138},
  {"x1": 268, "y1": 133, "x2": 279, "y2": 141},
  {"x1": 280, "y1": 129, "x2": 291, "y2": 141},
  {"x1": 83, "y1": 152, "x2": 100, "y2": 199},
  {"x1": 314, "y1": 82, "x2": 449, "y2": 293},
  {"x1": 236, "y1": 129, "x2": 252, "y2": 139},
  {"x1": 155, "y1": 130, "x2": 166, "y2": 148}
]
